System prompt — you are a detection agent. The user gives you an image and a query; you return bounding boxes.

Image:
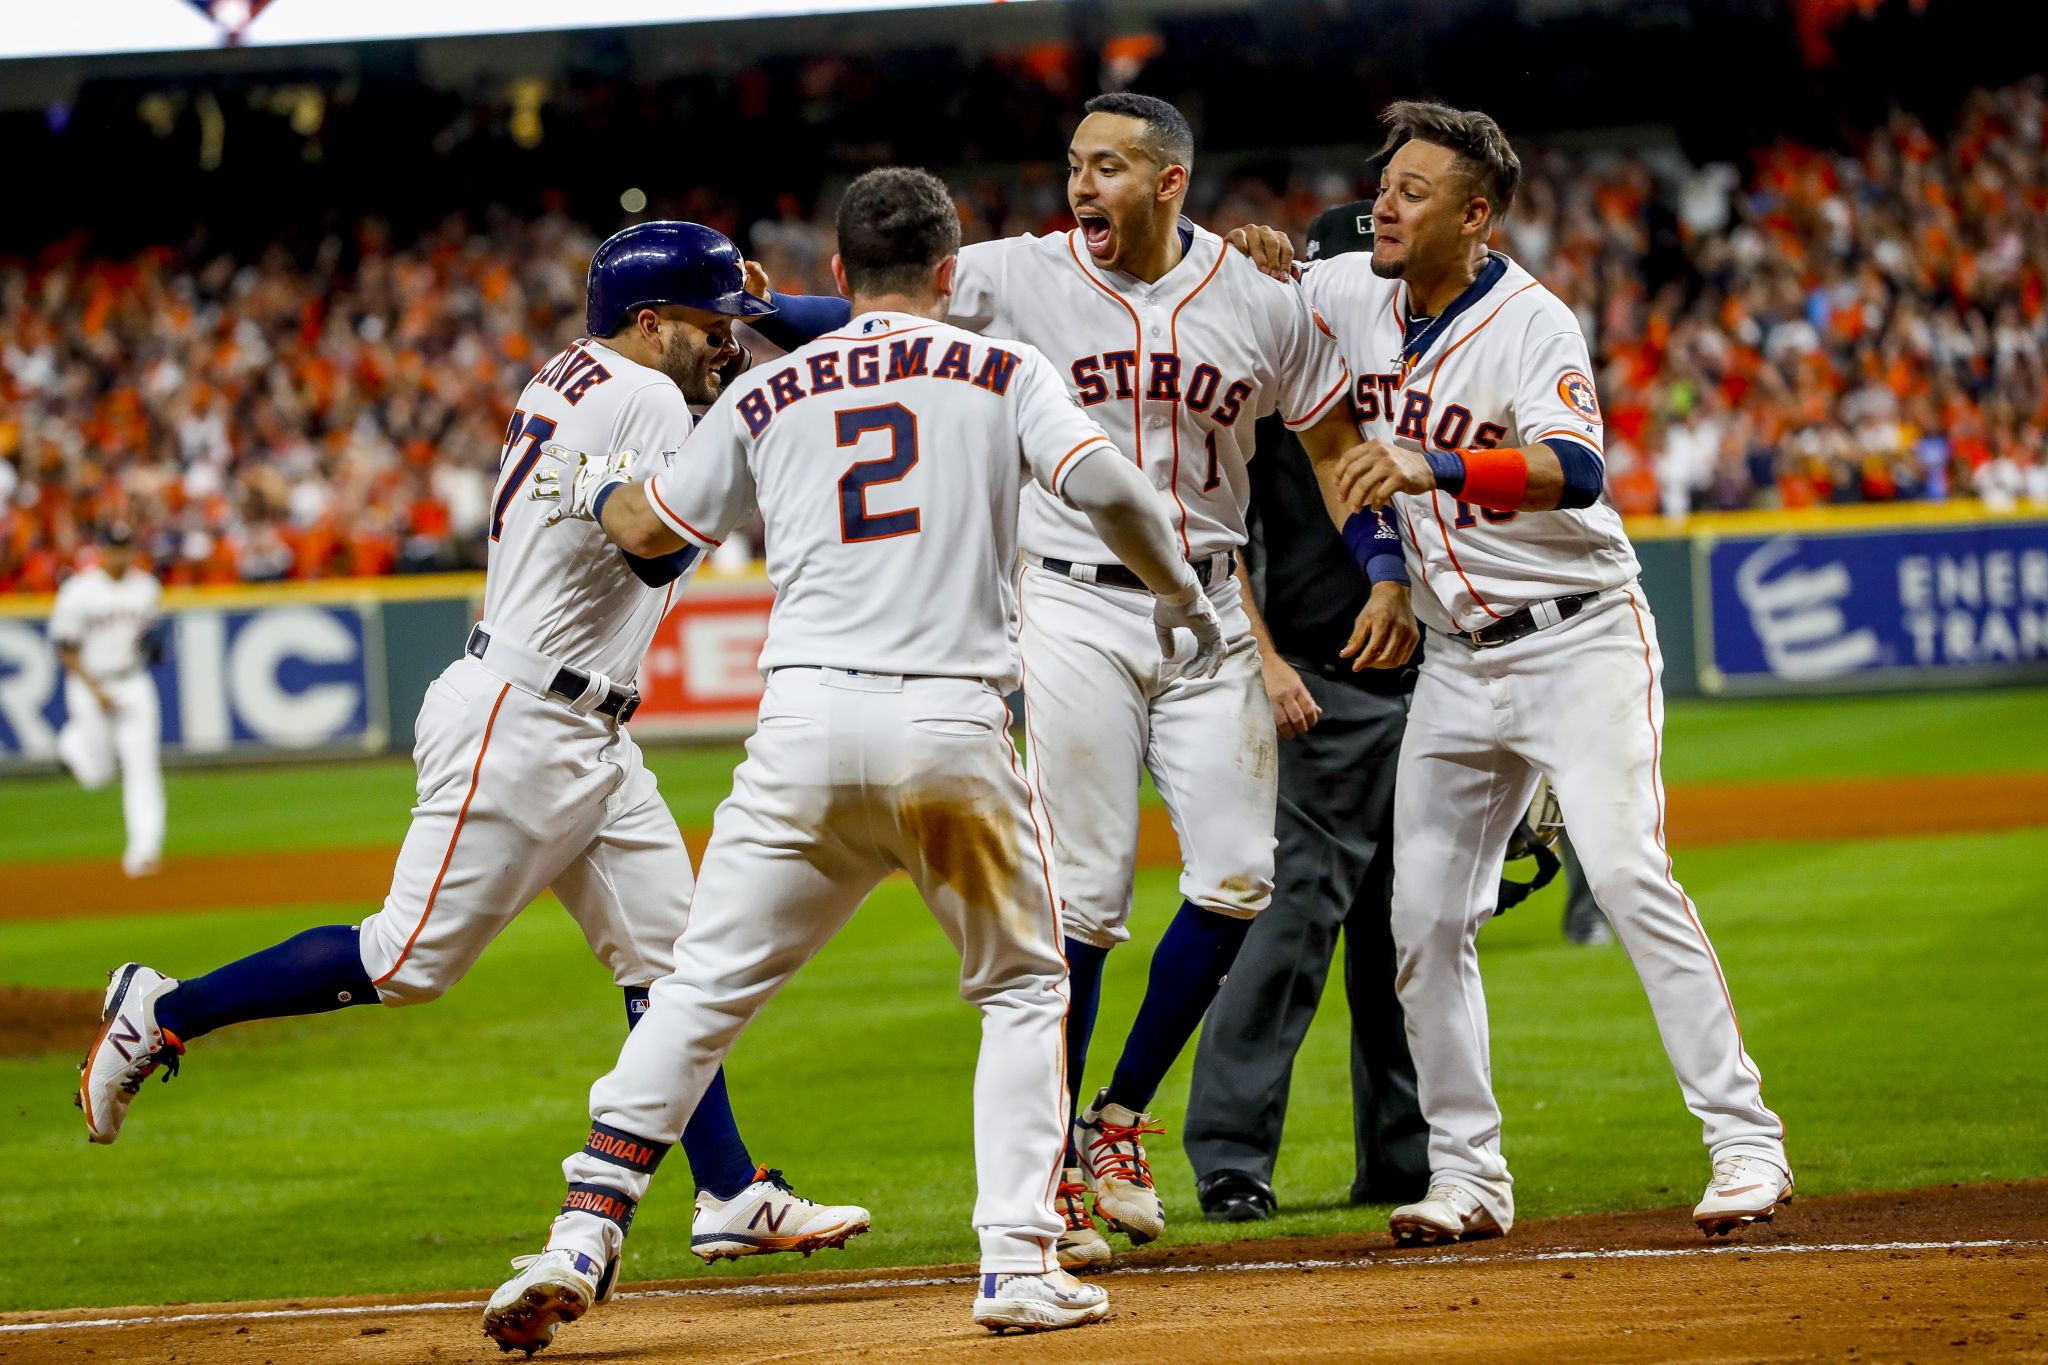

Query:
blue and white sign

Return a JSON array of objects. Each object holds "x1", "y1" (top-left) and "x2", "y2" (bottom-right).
[
  {"x1": 1700, "y1": 520, "x2": 2048, "y2": 690},
  {"x1": 0, "y1": 602, "x2": 385, "y2": 762}
]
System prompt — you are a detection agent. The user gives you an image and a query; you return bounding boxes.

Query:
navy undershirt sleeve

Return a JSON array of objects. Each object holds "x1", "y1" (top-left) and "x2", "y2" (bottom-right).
[
  {"x1": 749, "y1": 292, "x2": 852, "y2": 351},
  {"x1": 1543, "y1": 438, "x2": 1605, "y2": 510},
  {"x1": 621, "y1": 545, "x2": 700, "y2": 587},
  {"x1": 1340, "y1": 508, "x2": 1410, "y2": 586}
]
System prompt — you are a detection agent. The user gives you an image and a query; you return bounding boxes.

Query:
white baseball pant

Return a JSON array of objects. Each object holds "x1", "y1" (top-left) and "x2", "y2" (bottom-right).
[
  {"x1": 560, "y1": 667, "x2": 1070, "y2": 1275},
  {"x1": 57, "y1": 672, "x2": 165, "y2": 876},
  {"x1": 1391, "y1": 586, "x2": 1786, "y2": 1228},
  {"x1": 355, "y1": 654, "x2": 688, "y2": 1004},
  {"x1": 1017, "y1": 564, "x2": 1278, "y2": 948}
]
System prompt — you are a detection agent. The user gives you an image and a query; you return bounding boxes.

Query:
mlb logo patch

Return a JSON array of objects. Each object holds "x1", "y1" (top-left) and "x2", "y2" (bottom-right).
[{"x1": 1557, "y1": 370, "x2": 1602, "y2": 424}]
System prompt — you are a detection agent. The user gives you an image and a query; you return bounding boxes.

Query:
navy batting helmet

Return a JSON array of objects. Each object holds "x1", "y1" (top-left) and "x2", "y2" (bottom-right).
[{"x1": 585, "y1": 221, "x2": 777, "y2": 337}]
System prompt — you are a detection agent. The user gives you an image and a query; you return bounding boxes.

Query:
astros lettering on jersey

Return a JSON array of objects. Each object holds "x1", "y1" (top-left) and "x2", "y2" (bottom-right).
[
  {"x1": 946, "y1": 221, "x2": 1352, "y2": 563},
  {"x1": 1301, "y1": 249, "x2": 1636, "y2": 634}
]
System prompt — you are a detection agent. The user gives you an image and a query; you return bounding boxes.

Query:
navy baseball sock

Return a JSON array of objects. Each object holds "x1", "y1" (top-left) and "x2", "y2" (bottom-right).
[
  {"x1": 1061, "y1": 936, "x2": 1109, "y2": 1165},
  {"x1": 153, "y1": 924, "x2": 377, "y2": 1043},
  {"x1": 1104, "y1": 901, "x2": 1251, "y2": 1113},
  {"x1": 621, "y1": 987, "x2": 754, "y2": 1198},
  {"x1": 680, "y1": 1068, "x2": 756, "y2": 1201}
]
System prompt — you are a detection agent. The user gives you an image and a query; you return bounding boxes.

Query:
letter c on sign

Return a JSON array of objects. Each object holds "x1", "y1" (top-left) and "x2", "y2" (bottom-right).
[{"x1": 228, "y1": 608, "x2": 362, "y2": 747}]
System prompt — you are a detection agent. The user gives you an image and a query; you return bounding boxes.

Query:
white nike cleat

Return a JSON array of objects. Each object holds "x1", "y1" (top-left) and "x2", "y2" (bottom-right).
[
  {"x1": 76, "y1": 963, "x2": 183, "y2": 1145},
  {"x1": 972, "y1": 1268, "x2": 1110, "y2": 1334},
  {"x1": 690, "y1": 1167, "x2": 871, "y2": 1263},
  {"x1": 1694, "y1": 1155, "x2": 1794, "y2": 1237},
  {"x1": 1054, "y1": 1167, "x2": 1113, "y2": 1272},
  {"x1": 1389, "y1": 1183, "x2": 1505, "y2": 1245},
  {"x1": 1073, "y1": 1089, "x2": 1165, "y2": 1244},
  {"x1": 482, "y1": 1248, "x2": 607, "y2": 1356}
]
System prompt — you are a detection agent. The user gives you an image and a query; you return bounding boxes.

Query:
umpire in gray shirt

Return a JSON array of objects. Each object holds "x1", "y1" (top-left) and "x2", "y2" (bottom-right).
[{"x1": 1184, "y1": 202, "x2": 1433, "y2": 1220}]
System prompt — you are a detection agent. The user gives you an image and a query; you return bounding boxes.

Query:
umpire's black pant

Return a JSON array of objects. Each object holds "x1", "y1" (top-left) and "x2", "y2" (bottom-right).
[{"x1": 1183, "y1": 661, "x2": 1430, "y2": 1204}]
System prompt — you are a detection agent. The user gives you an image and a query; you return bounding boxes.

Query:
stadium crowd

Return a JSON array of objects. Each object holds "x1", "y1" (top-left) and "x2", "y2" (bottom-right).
[{"x1": 1, "y1": 80, "x2": 2042, "y2": 590}]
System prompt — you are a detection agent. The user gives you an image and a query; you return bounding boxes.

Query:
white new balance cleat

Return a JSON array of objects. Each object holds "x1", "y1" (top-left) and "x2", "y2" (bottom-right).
[
  {"x1": 1054, "y1": 1167, "x2": 1113, "y2": 1272},
  {"x1": 1389, "y1": 1183, "x2": 1505, "y2": 1245},
  {"x1": 76, "y1": 963, "x2": 183, "y2": 1145},
  {"x1": 690, "y1": 1167, "x2": 871, "y2": 1263},
  {"x1": 972, "y1": 1268, "x2": 1110, "y2": 1334},
  {"x1": 1694, "y1": 1155, "x2": 1794, "y2": 1237},
  {"x1": 1072, "y1": 1089, "x2": 1165, "y2": 1244},
  {"x1": 483, "y1": 1248, "x2": 608, "y2": 1356}
]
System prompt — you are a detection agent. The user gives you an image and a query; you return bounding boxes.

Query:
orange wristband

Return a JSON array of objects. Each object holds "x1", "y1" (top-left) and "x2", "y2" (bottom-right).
[{"x1": 1456, "y1": 447, "x2": 1529, "y2": 512}]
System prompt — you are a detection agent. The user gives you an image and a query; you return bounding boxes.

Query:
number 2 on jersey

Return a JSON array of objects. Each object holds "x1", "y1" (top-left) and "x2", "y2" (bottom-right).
[
  {"x1": 837, "y1": 403, "x2": 921, "y2": 543},
  {"x1": 492, "y1": 410, "x2": 559, "y2": 541}
]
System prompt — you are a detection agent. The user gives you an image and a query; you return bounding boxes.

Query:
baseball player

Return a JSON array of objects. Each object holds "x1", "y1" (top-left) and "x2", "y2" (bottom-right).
[
  {"x1": 482, "y1": 167, "x2": 1223, "y2": 1352},
  {"x1": 50, "y1": 524, "x2": 165, "y2": 878},
  {"x1": 77, "y1": 222, "x2": 868, "y2": 1269},
  {"x1": 747, "y1": 93, "x2": 1383, "y2": 1267},
  {"x1": 1300, "y1": 101, "x2": 1790, "y2": 1243}
]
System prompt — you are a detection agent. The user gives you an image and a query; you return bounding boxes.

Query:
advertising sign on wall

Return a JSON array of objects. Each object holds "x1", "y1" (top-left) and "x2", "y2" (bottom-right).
[
  {"x1": 0, "y1": 601, "x2": 385, "y2": 761},
  {"x1": 1697, "y1": 519, "x2": 2048, "y2": 692}
]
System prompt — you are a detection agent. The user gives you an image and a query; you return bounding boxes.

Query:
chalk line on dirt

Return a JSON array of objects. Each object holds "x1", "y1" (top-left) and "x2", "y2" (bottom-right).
[{"x1": 4, "y1": 1237, "x2": 2035, "y2": 1336}]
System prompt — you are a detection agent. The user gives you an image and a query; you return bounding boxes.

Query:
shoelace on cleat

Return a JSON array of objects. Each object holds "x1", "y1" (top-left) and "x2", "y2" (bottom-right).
[
  {"x1": 117, "y1": 1043, "x2": 182, "y2": 1096},
  {"x1": 753, "y1": 1167, "x2": 813, "y2": 1206},
  {"x1": 1085, "y1": 1118, "x2": 1165, "y2": 1188},
  {"x1": 1055, "y1": 1179, "x2": 1095, "y2": 1231}
]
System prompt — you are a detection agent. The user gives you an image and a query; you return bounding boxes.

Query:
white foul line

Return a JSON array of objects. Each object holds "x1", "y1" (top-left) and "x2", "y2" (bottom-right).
[{"x1": 1, "y1": 1237, "x2": 2033, "y2": 1336}]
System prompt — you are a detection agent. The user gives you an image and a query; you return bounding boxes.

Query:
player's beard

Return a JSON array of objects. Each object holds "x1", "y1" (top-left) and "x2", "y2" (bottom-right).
[
  {"x1": 663, "y1": 327, "x2": 719, "y2": 405},
  {"x1": 1369, "y1": 247, "x2": 1407, "y2": 280}
]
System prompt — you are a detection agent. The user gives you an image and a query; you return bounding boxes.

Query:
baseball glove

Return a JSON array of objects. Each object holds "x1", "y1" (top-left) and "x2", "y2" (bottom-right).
[{"x1": 1494, "y1": 778, "x2": 1564, "y2": 915}]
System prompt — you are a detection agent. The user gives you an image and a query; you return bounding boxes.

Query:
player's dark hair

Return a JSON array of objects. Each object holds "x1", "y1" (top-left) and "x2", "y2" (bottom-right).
[
  {"x1": 836, "y1": 166, "x2": 963, "y2": 297},
  {"x1": 1378, "y1": 99, "x2": 1521, "y2": 222},
  {"x1": 1082, "y1": 91, "x2": 1195, "y2": 173}
]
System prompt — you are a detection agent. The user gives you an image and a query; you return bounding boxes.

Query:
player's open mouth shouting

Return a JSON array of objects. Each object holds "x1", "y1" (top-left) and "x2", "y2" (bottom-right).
[{"x1": 1076, "y1": 207, "x2": 1114, "y2": 260}]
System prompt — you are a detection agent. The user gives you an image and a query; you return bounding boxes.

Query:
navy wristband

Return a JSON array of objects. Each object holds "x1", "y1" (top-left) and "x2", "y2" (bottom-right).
[
  {"x1": 1366, "y1": 551, "x2": 1410, "y2": 587},
  {"x1": 1424, "y1": 448, "x2": 1467, "y2": 495},
  {"x1": 590, "y1": 480, "x2": 620, "y2": 524}
]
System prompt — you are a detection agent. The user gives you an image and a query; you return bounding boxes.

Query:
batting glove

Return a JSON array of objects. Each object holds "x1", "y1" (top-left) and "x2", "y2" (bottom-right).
[
  {"x1": 532, "y1": 444, "x2": 635, "y2": 526},
  {"x1": 1153, "y1": 582, "x2": 1227, "y2": 679}
]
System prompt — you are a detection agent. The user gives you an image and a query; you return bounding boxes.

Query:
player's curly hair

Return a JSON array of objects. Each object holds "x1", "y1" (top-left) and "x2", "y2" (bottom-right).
[
  {"x1": 1378, "y1": 99, "x2": 1521, "y2": 222},
  {"x1": 1083, "y1": 91, "x2": 1195, "y2": 173},
  {"x1": 836, "y1": 167, "x2": 964, "y2": 296}
]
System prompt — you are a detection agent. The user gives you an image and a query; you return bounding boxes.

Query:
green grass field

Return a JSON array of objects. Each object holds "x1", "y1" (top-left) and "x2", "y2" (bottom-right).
[{"x1": 3, "y1": 688, "x2": 2045, "y2": 1311}]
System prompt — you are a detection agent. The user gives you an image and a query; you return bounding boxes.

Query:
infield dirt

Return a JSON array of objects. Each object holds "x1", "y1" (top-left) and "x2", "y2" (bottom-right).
[{"x1": 3, "y1": 1182, "x2": 2041, "y2": 1363}]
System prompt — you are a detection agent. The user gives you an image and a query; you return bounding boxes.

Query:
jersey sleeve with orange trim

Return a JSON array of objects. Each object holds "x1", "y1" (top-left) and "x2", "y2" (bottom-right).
[
  {"x1": 643, "y1": 387, "x2": 756, "y2": 549},
  {"x1": 1515, "y1": 325, "x2": 1604, "y2": 454},
  {"x1": 1264, "y1": 275, "x2": 1353, "y2": 430},
  {"x1": 943, "y1": 238, "x2": 1013, "y2": 336},
  {"x1": 1011, "y1": 345, "x2": 1117, "y2": 501}
]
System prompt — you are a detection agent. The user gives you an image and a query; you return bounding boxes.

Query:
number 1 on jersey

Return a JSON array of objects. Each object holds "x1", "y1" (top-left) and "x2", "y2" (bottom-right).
[
  {"x1": 492, "y1": 410, "x2": 559, "y2": 541},
  {"x1": 837, "y1": 403, "x2": 921, "y2": 543}
]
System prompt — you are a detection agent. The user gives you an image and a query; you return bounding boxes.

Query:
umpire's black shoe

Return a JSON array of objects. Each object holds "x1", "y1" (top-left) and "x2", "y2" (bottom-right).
[{"x1": 1197, "y1": 1171, "x2": 1276, "y2": 1223}]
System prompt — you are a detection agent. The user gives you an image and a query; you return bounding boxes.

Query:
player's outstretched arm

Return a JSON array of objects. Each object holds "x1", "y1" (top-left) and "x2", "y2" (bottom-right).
[
  {"x1": 597, "y1": 483, "x2": 686, "y2": 558},
  {"x1": 1295, "y1": 402, "x2": 1382, "y2": 526},
  {"x1": 529, "y1": 444, "x2": 687, "y2": 557},
  {"x1": 1060, "y1": 449, "x2": 1226, "y2": 678}
]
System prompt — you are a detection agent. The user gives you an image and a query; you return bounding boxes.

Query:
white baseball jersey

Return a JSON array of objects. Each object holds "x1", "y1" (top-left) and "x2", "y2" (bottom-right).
[
  {"x1": 1301, "y1": 250, "x2": 1639, "y2": 634},
  {"x1": 49, "y1": 566, "x2": 160, "y2": 678},
  {"x1": 947, "y1": 223, "x2": 1353, "y2": 563},
  {"x1": 643, "y1": 310, "x2": 1117, "y2": 689},
  {"x1": 483, "y1": 337, "x2": 705, "y2": 683}
]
